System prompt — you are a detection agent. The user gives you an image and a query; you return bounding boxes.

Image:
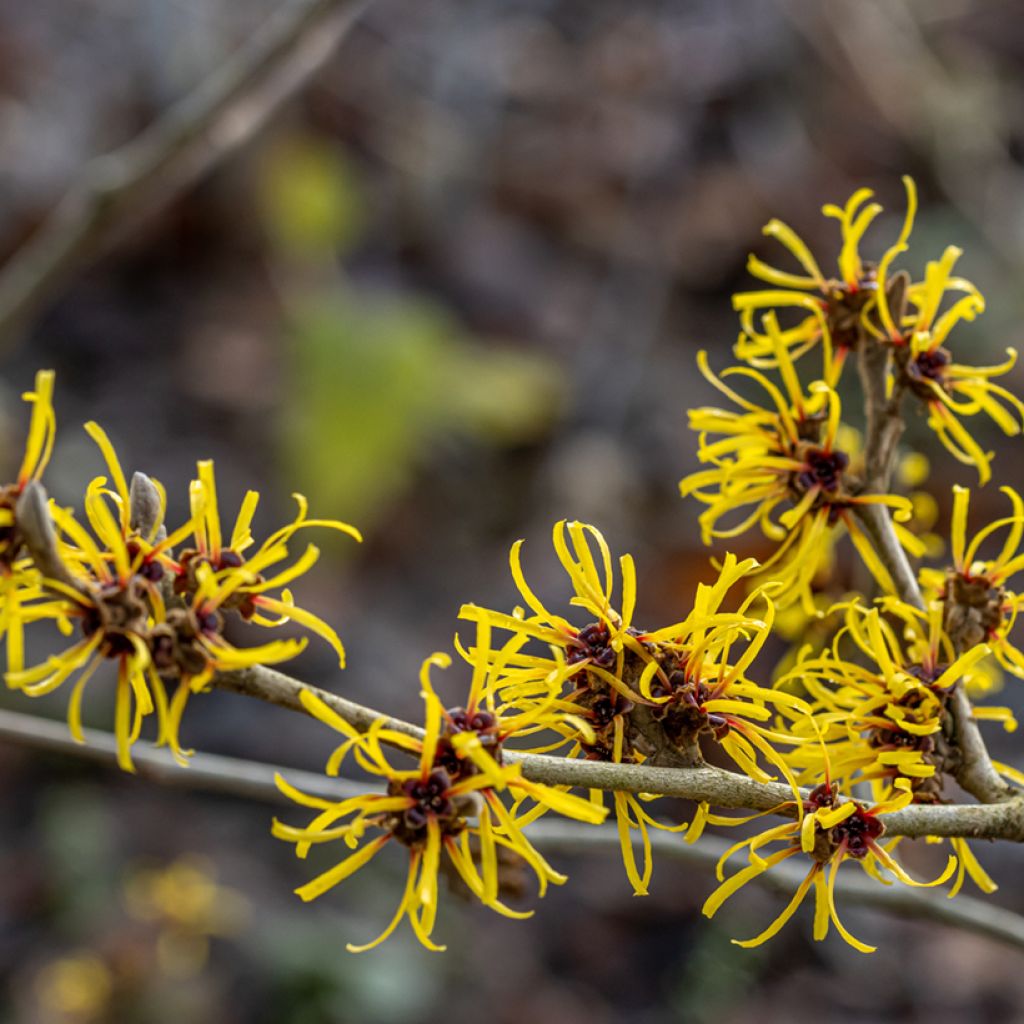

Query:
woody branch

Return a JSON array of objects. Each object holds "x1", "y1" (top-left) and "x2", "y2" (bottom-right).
[
  {"x1": 853, "y1": 329, "x2": 1014, "y2": 805},
  {"x1": 2, "y1": 706, "x2": 1023, "y2": 952}
]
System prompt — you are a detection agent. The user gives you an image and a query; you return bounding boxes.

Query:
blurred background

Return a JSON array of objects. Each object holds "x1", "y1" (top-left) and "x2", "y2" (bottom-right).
[{"x1": 3, "y1": 0, "x2": 1024, "y2": 1020}]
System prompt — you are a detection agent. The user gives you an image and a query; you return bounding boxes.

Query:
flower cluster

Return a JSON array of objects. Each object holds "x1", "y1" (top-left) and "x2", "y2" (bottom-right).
[
  {"x1": 704, "y1": 775, "x2": 953, "y2": 952},
  {"x1": 458, "y1": 521, "x2": 811, "y2": 893},
  {"x1": 0, "y1": 372, "x2": 359, "y2": 770},
  {"x1": 270, "y1": 181, "x2": 1024, "y2": 955},
  {"x1": 680, "y1": 178, "x2": 1024, "y2": 947},
  {"x1": 681, "y1": 331, "x2": 914, "y2": 611}
]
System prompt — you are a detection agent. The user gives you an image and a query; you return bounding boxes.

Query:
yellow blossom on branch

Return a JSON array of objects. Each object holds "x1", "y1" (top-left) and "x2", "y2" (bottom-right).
[
  {"x1": 460, "y1": 522, "x2": 811, "y2": 893},
  {"x1": 273, "y1": 654, "x2": 605, "y2": 953},
  {"x1": 923, "y1": 485, "x2": 1024, "y2": 678},
  {"x1": 680, "y1": 336, "x2": 914, "y2": 611},
  {"x1": 879, "y1": 247, "x2": 1023, "y2": 484},
  {"x1": 704, "y1": 775, "x2": 953, "y2": 953},
  {"x1": 733, "y1": 177, "x2": 917, "y2": 383}
]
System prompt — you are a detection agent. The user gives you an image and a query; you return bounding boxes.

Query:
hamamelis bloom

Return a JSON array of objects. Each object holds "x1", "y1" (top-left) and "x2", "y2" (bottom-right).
[
  {"x1": 175, "y1": 460, "x2": 361, "y2": 666},
  {"x1": 7, "y1": 505, "x2": 168, "y2": 772},
  {"x1": 453, "y1": 618, "x2": 683, "y2": 896},
  {"x1": 732, "y1": 177, "x2": 917, "y2": 383},
  {"x1": 447, "y1": 615, "x2": 595, "y2": 782},
  {"x1": 878, "y1": 247, "x2": 1022, "y2": 484},
  {"x1": 461, "y1": 525, "x2": 804, "y2": 892},
  {"x1": 273, "y1": 657, "x2": 605, "y2": 953},
  {"x1": 780, "y1": 600, "x2": 1009, "y2": 897},
  {"x1": 921, "y1": 485, "x2": 1024, "y2": 678},
  {"x1": 458, "y1": 520, "x2": 682, "y2": 893},
  {"x1": 680, "y1": 341, "x2": 914, "y2": 611},
  {"x1": 784, "y1": 602, "x2": 1007, "y2": 799},
  {"x1": 0, "y1": 370, "x2": 56, "y2": 566},
  {"x1": 148, "y1": 559, "x2": 320, "y2": 762},
  {"x1": 705, "y1": 775, "x2": 954, "y2": 953},
  {"x1": 634, "y1": 584, "x2": 812, "y2": 801},
  {"x1": 37, "y1": 428, "x2": 213, "y2": 767}
]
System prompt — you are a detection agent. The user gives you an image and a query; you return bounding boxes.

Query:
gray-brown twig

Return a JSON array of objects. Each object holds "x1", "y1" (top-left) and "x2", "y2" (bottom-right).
[
  {"x1": 853, "y1": 340, "x2": 1014, "y2": 805},
  {"x1": 213, "y1": 663, "x2": 1024, "y2": 841},
  {"x1": 2, "y1": 706, "x2": 1021, "y2": 951}
]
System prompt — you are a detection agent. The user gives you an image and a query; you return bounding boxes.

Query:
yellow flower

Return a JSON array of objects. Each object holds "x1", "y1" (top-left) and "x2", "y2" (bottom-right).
[
  {"x1": 733, "y1": 178, "x2": 917, "y2": 384},
  {"x1": 274, "y1": 654, "x2": 605, "y2": 953},
  {"x1": 704, "y1": 776, "x2": 953, "y2": 952},
  {"x1": 8, "y1": 497, "x2": 167, "y2": 773},
  {"x1": 124, "y1": 855, "x2": 249, "y2": 977},
  {"x1": 921, "y1": 485, "x2": 1024, "y2": 678},
  {"x1": 881, "y1": 247, "x2": 1021, "y2": 483},
  {"x1": 680, "y1": 339, "x2": 913, "y2": 611},
  {"x1": 175, "y1": 460, "x2": 360, "y2": 666},
  {"x1": 781, "y1": 599, "x2": 1008, "y2": 896},
  {"x1": 0, "y1": 370, "x2": 59, "y2": 674},
  {"x1": 781, "y1": 602, "x2": 996, "y2": 798},
  {"x1": 460, "y1": 522, "x2": 808, "y2": 893}
]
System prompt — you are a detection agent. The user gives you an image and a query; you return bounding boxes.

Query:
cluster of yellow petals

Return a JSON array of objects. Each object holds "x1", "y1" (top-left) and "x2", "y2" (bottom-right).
[
  {"x1": 459, "y1": 522, "x2": 814, "y2": 895},
  {"x1": 278, "y1": 179, "x2": 1024, "y2": 956},
  {"x1": 681, "y1": 333, "x2": 916, "y2": 612},
  {"x1": 704, "y1": 777, "x2": 954, "y2": 953},
  {"x1": 0, "y1": 371, "x2": 359, "y2": 771},
  {"x1": 274, "y1": 657, "x2": 605, "y2": 953}
]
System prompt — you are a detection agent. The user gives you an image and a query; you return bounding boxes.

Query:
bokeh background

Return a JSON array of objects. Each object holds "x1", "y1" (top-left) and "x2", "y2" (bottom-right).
[{"x1": 3, "y1": 0, "x2": 1024, "y2": 1020}]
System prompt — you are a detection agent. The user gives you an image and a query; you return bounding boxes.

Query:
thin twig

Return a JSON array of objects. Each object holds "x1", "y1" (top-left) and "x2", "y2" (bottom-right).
[
  {"x1": 213, "y1": 664, "x2": 1024, "y2": 841},
  {"x1": 2, "y1": 707, "x2": 1021, "y2": 951},
  {"x1": 0, "y1": 707, "x2": 365, "y2": 804},
  {"x1": 0, "y1": 0, "x2": 371, "y2": 343},
  {"x1": 853, "y1": 343, "x2": 1014, "y2": 805}
]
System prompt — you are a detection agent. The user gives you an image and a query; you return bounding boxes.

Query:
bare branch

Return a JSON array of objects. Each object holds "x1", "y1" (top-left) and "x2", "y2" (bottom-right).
[
  {"x1": 856, "y1": 337, "x2": 905, "y2": 493},
  {"x1": 853, "y1": 338, "x2": 1014, "y2": 805},
  {"x1": 0, "y1": 0, "x2": 371, "y2": 343},
  {"x1": 214, "y1": 664, "x2": 1024, "y2": 840},
  {"x1": 0, "y1": 707, "x2": 366, "y2": 804},
  {"x1": 3, "y1": 706, "x2": 1021, "y2": 951}
]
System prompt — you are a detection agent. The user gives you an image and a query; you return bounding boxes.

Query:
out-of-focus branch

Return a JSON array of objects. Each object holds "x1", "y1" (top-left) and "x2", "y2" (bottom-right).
[
  {"x1": 3, "y1": 706, "x2": 1022, "y2": 951},
  {"x1": 854, "y1": 338, "x2": 1014, "y2": 806},
  {"x1": 0, "y1": 706, "x2": 366, "y2": 804},
  {"x1": 0, "y1": 0, "x2": 371, "y2": 343},
  {"x1": 213, "y1": 664, "x2": 1024, "y2": 840}
]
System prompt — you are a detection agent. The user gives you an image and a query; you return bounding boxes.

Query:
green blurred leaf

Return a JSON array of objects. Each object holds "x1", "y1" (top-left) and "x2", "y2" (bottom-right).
[
  {"x1": 258, "y1": 135, "x2": 365, "y2": 257},
  {"x1": 281, "y1": 289, "x2": 564, "y2": 528},
  {"x1": 283, "y1": 292, "x2": 456, "y2": 525},
  {"x1": 441, "y1": 344, "x2": 563, "y2": 444}
]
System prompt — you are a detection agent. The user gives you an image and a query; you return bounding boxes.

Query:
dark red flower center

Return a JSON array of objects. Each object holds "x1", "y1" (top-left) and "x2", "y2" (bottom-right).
[
  {"x1": 794, "y1": 446, "x2": 849, "y2": 495},
  {"x1": 910, "y1": 348, "x2": 950, "y2": 383},
  {"x1": 832, "y1": 806, "x2": 884, "y2": 860},
  {"x1": 567, "y1": 621, "x2": 616, "y2": 667},
  {"x1": 399, "y1": 769, "x2": 455, "y2": 832}
]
